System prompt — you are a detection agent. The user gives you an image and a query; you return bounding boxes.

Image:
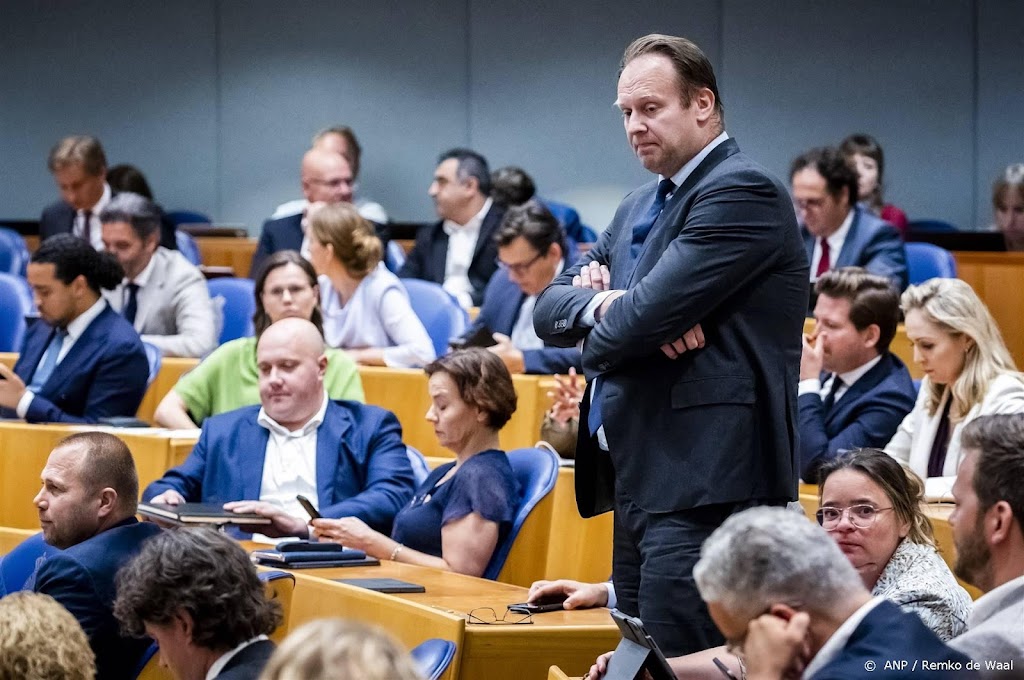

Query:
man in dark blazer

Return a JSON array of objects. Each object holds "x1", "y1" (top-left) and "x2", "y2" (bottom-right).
[
  {"x1": 39, "y1": 135, "x2": 112, "y2": 251},
  {"x1": 29, "y1": 432, "x2": 162, "y2": 680},
  {"x1": 399, "y1": 148, "x2": 506, "y2": 307},
  {"x1": 457, "y1": 201, "x2": 581, "y2": 375},
  {"x1": 115, "y1": 528, "x2": 281, "y2": 680},
  {"x1": 799, "y1": 268, "x2": 917, "y2": 480},
  {"x1": 0, "y1": 234, "x2": 149, "y2": 423},
  {"x1": 533, "y1": 35, "x2": 808, "y2": 655},
  {"x1": 144, "y1": 318, "x2": 415, "y2": 536},
  {"x1": 792, "y1": 146, "x2": 908, "y2": 295}
]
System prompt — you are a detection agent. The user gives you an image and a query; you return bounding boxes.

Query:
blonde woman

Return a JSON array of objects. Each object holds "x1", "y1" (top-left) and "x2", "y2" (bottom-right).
[
  {"x1": 0, "y1": 592, "x2": 96, "y2": 680},
  {"x1": 307, "y1": 202, "x2": 435, "y2": 368},
  {"x1": 885, "y1": 278, "x2": 1024, "y2": 499}
]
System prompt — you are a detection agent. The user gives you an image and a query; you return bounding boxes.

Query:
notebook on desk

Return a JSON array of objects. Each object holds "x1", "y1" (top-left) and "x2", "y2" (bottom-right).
[
  {"x1": 138, "y1": 502, "x2": 272, "y2": 526},
  {"x1": 333, "y1": 577, "x2": 425, "y2": 593}
]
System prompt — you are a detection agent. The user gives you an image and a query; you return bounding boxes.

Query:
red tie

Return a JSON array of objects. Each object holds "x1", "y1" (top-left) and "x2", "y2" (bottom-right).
[{"x1": 815, "y1": 238, "x2": 831, "y2": 277}]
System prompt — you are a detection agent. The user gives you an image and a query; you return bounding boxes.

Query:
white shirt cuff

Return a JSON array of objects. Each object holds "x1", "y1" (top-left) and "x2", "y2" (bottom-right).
[
  {"x1": 604, "y1": 582, "x2": 617, "y2": 609},
  {"x1": 580, "y1": 291, "x2": 615, "y2": 327},
  {"x1": 798, "y1": 378, "x2": 822, "y2": 396},
  {"x1": 16, "y1": 391, "x2": 35, "y2": 419}
]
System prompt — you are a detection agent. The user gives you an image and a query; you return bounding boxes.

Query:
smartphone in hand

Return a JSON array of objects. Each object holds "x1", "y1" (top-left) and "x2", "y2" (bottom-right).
[{"x1": 296, "y1": 494, "x2": 321, "y2": 520}]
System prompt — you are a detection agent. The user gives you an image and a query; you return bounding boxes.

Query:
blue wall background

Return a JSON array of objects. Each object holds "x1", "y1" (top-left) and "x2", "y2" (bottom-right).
[{"x1": 1, "y1": 0, "x2": 1021, "y2": 234}]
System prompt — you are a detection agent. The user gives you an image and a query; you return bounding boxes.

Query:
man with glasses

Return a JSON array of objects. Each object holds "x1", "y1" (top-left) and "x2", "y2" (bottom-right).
[{"x1": 454, "y1": 201, "x2": 581, "y2": 374}]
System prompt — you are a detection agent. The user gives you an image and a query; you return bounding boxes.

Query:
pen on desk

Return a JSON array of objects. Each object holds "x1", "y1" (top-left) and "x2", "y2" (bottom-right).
[{"x1": 713, "y1": 657, "x2": 740, "y2": 680}]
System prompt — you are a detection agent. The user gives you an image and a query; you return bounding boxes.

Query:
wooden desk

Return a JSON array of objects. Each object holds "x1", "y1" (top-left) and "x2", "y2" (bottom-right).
[
  {"x1": 0, "y1": 527, "x2": 37, "y2": 554},
  {"x1": 258, "y1": 551, "x2": 619, "y2": 680},
  {"x1": 136, "y1": 357, "x2": 200, "y2": 423},
  {"x1": 953, "y1": 251, "x2": 1024, "y2": 367},
  {"x1": 194, "y1": 236, "x2": 258, "y2": 278},
  {"x1": 802, "y1": 320, "x2": 919, "y2": 379}
]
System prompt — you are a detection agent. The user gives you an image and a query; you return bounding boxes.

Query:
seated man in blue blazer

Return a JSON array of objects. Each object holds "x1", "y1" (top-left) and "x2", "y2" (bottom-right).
[
  {"x1": 799, "y1": 267, "x2": 917, "y2": 480},
  {"x1": 792, "y1": 146, "x2": 908, "y2": 297},
  {"x1": 0, "y1": 234, "x2": 149, "y2": 423},
  {"x1": 455, "y1": 201, "x2": 582, "y2": 375},
  {"x1": 28, "y1": 431, "x2": 163, "y2": 680},
  {"x1": 144, "y1": 317, "x2": 416, "y2": 537}
]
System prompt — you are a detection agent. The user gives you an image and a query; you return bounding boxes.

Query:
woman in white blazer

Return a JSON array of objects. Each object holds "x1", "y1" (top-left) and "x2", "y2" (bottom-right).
[{"x1": 886, "y1": 278, "x2": 1024, "y2": 499}]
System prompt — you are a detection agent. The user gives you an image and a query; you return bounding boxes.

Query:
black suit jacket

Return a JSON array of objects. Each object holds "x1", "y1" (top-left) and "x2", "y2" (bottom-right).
[
  {"x1": 398, "y1": 202, "x2": 506, "y2": 306},
  {"x1": 39, "y1": 196, "x2": 177, "y2": 249},
  {"x1": 251, "y1": 212, "x2": 390, "y2": 277},
  {"x1": 535, "y1": 139, "x2": 809, "y2": 516},
  {"x1": 216, "y1": 639, "x2": 276, "y2": 679}
]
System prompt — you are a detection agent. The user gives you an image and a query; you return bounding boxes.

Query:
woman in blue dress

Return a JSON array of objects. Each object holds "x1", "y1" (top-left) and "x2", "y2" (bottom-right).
[{"x1": 311, "y1": 348, "x2": 520, "y2": 577}]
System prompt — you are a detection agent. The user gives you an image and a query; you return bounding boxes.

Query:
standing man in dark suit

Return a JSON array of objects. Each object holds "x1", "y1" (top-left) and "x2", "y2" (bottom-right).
[
  {"x1": 533, "y1": 34, "x2": 808, "y2": 655},
  {"x1": 799, "y1": 268, "x2": 917, "y2": 480},
  {"x1": 0, "y1": 234, "x2": 149, "y2": 423},
  {"x1": 115, "y1": 527, "x2": 281, "y2": 680},
  {"x1": 792, "y1": 146, "x2": 908, "y2": 295},
  {"x1": 39, "y1": 135, "x2": 112, "y2": 250},
  {"x1": 27, "y1": 431, "x2": 163, "y2": 680},
  {"x1": 399, "y1": 148, "x2": 506, "y2": 307}
]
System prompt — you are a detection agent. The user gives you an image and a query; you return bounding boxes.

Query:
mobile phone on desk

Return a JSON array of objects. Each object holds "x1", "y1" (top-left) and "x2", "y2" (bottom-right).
[
  {"x1": 296, "y1": 495, "x2": 321, "y2": 520},
  {"x1": 507, "y1": 594, "x2": 567, "y2": 614},
  {"x1": 449, "y1": 324, "x2": 498, "y2": 350}
]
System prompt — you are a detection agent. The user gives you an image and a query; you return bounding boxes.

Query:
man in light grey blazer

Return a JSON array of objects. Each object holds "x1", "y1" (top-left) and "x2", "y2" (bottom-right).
[
  {"x1": 950, "y1": 414, "x2": 1024, "y2": 674},
  {"x1": 100, "y1": 193, "x2": 217, "y2": 358}
]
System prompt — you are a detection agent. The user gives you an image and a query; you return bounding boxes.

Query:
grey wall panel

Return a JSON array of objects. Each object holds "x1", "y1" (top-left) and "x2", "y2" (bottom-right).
[{"x1": 722, "y1": 0, "x2": 976, "y2": 229}]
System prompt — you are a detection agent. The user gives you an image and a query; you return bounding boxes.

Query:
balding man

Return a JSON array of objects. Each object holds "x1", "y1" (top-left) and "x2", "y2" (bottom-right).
[
  {"x1": 143, "y1": 318, "x2": 415, "y2": 537},
  {"x1": 28, "y1": 432, "x2": 162, "y2": 680}
]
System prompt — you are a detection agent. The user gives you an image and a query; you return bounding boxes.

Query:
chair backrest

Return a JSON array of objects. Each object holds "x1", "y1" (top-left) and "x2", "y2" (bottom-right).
[
  {"x1": 385, "y1": 240, "x2": 407, "y2": 273},
  {"x1": 484, "y1": 447, "x2": 559, "y2": 583},
  {"x1": 175, "y1": 231, "x2": 203, "y2": 266},
  {"x1": 908, "y1": 219, "x2": 959, "y2": 233},
  {"x1": 206, "y1": 277, "x2": 256, "y2": 344},
  {"x1": 400, "y1": 279, "x2": 469, "y2": 357},
  {"x1": 410, "y1": 639, "x2": 457, "y2": 680},
  {"x1": 0, "y1": 532, "x2": 61, "y2": 596},
  {"x1": 407, "y1": 446, "x2": 430, "y2": 487},
  {"x1": 259, "y1": 569, "x2": 296, "y2": 643},
  {"x1": 142, "y1": 341, "x2": 162, "y2": 387},
  {"x1": 0, "y1": 273, "x2": 29, "y2": 352},
  {"x1": 164, "y1": 210, "x2": 213, "y2": 228},
  {"x1": 905, "y1": 242, "x2": 957, "y2": 285},
  {"x1": 0, "y1": 227, "x2": 30, "y2": 276},
  {"x1": 540, "y1": 198, "x2": 598, "y2": 244}
]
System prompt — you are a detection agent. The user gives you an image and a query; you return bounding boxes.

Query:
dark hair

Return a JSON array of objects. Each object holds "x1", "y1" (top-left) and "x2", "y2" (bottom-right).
[
  {"x1": 308, "y1": 203, "x2": 382, "y2": 278},
  {"x1": 791, "y1": 146, "x2": 859, "y2": 205},
  {"x1": 114, "y1": 527, "x2": 282, "y2": 650},
  {"x1": 32, "y1": 234, "x2": 124, "y2": 293},
  {"x1": 106, "y1": 164, "x2": 154, "y2": 200},
  {"x1": 48, "y1": 135, "x2": 106, "y2": 176},
  {"x1": 814, "y1": 267, "x2": 900, "y2": 352},
  {"x1": 816, "y1": 448, "x2": 934, "y2": 546},
  {"x1": 495, "y1": 200, "x2": 567, "y2": 258},
  {"x1": 425, "y1": 348, "x2": 517, "y2": 429},
  {"x1": 251, "y1": 250, "x2": 324, "y2": 337},
  {"x1": 56, "y1": 432, "x2": 139, "y2": 515},
  {"x1": 491, "y1": 166, "x2": 536, "y2": 207},
  {"x1": 438, "y1": 148, "x2": 492, "y2": 196},
  {"x1": 840, "y1": 133, "x2": 886, "y2": 209},
  {"x1": 314, "y1": 126, "x2": 363, "y2": 179},
  {"x1": 621, "y1": 34, "x2": 724, "y2": 124},
  {"x1": 99, "y1": 192, "x2": 162, "y2": 242},
  {"x1": 961, "y1": 414, "x2": 1024, "y2": 541}
]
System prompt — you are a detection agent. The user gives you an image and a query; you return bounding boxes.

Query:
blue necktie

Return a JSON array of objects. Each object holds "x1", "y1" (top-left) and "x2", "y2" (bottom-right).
[
  {"x1": 629, "y1": 178, "x2": 676, "y2": 260},
  {"x1": 27, "y1": 328, "x2": 68, "y2": 393},
  {"x1": 123, "y1": 283, "x2": 140, "y2": 325}
]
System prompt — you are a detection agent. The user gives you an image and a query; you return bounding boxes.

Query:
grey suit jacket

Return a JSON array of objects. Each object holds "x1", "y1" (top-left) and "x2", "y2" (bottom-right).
[
  {"x1": 104, "y1": 247, "x2": 217, "y2": 358},
  {"x1": 951, "y1": 578, "x2": 1024, "y2": 671},
  {"x1": 534, "y1": 138, "x2": 809, "y2": 516}
]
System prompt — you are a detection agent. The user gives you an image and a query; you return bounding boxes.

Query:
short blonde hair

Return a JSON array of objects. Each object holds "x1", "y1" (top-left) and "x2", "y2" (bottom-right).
[
  {"x1": 901, "y1": 278, "x2": 1019, "y2": 418},
  {"x1": 307, "y1": 203, "x2": 382, "y2": 278},
  {"x1": 259, "y1": 619, "x2": 423, "y2": 680},
  {"x1": 0, "y1": 592, "x2": 96, "y2": 680}
]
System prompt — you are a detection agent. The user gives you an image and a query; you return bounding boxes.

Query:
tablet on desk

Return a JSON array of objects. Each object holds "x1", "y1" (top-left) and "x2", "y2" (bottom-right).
[
  {"x1": 334, "y1": 578, "x2": 425, "y2": 593},
  {"x1": 603, "y1": 610, "x2": 677, "y2": 680}
]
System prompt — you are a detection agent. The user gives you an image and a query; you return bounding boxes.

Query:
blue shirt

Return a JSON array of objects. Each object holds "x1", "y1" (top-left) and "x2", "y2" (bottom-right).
[{"x1": 391, "y1": 450, "x2": 519, "y2": 559}]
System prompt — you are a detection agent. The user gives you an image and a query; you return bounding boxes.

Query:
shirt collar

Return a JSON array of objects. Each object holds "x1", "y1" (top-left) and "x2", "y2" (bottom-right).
[
  {"x1": 803, "y1": 596, "x2": 885, "y2": 679},
  {"x1": 257, "y1": 389, "x2": 329, "y2": 437},
  {"x1": 65, "y1": 297, "x2": 107, "y2": 341},
  {"x1": 125, "y1": 247, "x2": 159, "y2": 288},
  {"x1": 81, "y1": 183, "x2": 112, "y2": 216},
  {"x1": 837, "y1": 354, "x2": 883, "y2": 388},
  {"x1": 664, "y1": 131, "x2": 730, "y2": 189},
  {"x1": 205, "y1": 636, "x2": 268, "y2": 680},
  {"x1": 443, "y1": 197, "x2": 493, "y2": 236},
  {"x1": 969, "y1": 573, "x2": 1024, "y2": 629},
  {"x1": 825, "y1": 208, "x2": 855, "y2": 249}
]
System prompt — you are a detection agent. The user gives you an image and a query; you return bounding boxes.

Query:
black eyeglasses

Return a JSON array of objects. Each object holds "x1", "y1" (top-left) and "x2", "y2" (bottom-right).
[
  {"x1": 467, "y1": 607, "x2": 533, "y2": 625},
  {"x1": 496, "y1": 252, "x2": 544, "y2": 276}
]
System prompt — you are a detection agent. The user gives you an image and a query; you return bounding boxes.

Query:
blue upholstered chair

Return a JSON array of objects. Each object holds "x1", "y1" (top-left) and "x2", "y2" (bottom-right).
[
  {"x1": 142, "y1": 342, "x2": 162, "y2": 387},
  {"x1": 0, "y1": 273, "x2": 29, "y2": 352},
  {"x1": 411, "y1": 639, "x2": 457, "y2": 680},
  {"x1": 407, "y1": 446, "x2": 430, "y2": 487},
  {"x1": 483, "y1": 447, "x2": 559, "y2": 581},
  {"x1": 0, "y1": 532, "x2": 61, "y2": 596},
  {"x1": 175, "y1": 231, "x2": 203, "y2": 266},
  {"x1": 401, "y1": 279, "x2": 469, "y2": 357},
  {"x1": 540, "y1": 198, "x2": 598, "y2": 243},
  {"x1": 164, "y1": 210, "x2": 212, "y2": 228},
  {"x1": 905, "y1": 243, "x2": 957, "y2": 285},
  {"x1": 207, "y1": 277, "x2": 256, "y2": 344},
  {"x1": 385, "y1": 240, "x2": 407, "y2": 273},
  {"x1": 0, "y1": 227, "x2": 30, "y2": 276}
]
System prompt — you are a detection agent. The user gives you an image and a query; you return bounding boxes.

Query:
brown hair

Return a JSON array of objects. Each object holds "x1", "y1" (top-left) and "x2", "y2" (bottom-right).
[
  {"x1": 814, "y1": 267, "x2": 900, "y2": 352},
  {"x1": 57, "y1": 432, "x2": 139, "y2": 516},
  {"x1": 425, "y1": 348, "x2": 517, "y2": 429},
  {"x1": 307, "y1": 203, "x2": 382, "y2": 278},
  {"x1": 961, "y1": 414, "x2": 1024, "y2": 542},
  {"x1": 47, "y1": 135, "x2": 107, "y2": 176},
  {"x1": 314, "y1": 126, "x2": 363, "y2": 179},
  {"x1": 621, "y1": 34, "x2": 724, "y2": 124},
  {"x1": 251, "y1": 250, "x2": 324, "y2": 338}
]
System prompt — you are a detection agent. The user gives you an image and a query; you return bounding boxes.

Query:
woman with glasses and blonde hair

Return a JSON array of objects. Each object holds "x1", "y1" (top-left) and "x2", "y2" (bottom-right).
[
  {"x1": 885, "y1": 278, "x2": 1024, "y2": 499},
  {"x1": 307, "y1": 202, "x2": 435, "y2": 368}
]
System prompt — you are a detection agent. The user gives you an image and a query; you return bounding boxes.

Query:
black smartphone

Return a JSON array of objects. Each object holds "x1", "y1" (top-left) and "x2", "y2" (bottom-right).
[
  {"x1": 449, "y1": 324, "x2": 498, "y2": 350},
  {"x1": 296, "y1": 494, "x2": 321, "y2": 520},
  {"x1": 507, "y1": 594, "x2": 567, "y2": 614}
]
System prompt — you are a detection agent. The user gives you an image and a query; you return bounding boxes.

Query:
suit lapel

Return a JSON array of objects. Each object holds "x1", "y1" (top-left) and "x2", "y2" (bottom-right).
[
  {"x1": 46, "y1": 308, "x2": 110, "y2": 390},
  {"x1": 470, "y1": 203, "x2": 500, "y2": 264},
  {"x1": 835, "y1": 208, "x2": 863, "y2": 268},
  {"x1": 132, "y1": 252, "x2": 165, "y2": 331},
  {"x1": 241, "y1": 414, "x2": 271, "y2": 500},
  {"x1": 17, "y1": 324, "x2": 54, "y2": 384},
  {"x1": 825, "y1": 355, "x2": 890, "y2": 427},
  {"x1": 431, "y1": 224, "x2": 449, "y2": 281},
  {"x1": 314, "y1": 401, "x2": 350, "y2": 506}
]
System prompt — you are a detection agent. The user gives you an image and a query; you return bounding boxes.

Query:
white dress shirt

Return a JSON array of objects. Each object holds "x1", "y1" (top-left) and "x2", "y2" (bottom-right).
[
  {"x1": 802, "y1": 596, "x2": 884, "y2": 679},
  {"x1": 16, "y1": 298, "x2": 108, "y2": 417},
  {"x1": 809, "y1": 208, "x2": 854, "y2": 281},
  {"x1": 256, "y1": 391, "x2": 329, "y2": 523},
  {"x1": 443, "y1": 197, "x2": 493, "y2": 308},
  {"x1": 510, "y1": 262, "x2": 564, "y2": 351},
  {"x1": 75, "y1": 183, "x2": 112, "y2": 251},
  {"x1": 798, "y1": 354, "x2": 883, "y2": 401},
  {"x1": 205, "y1": 636, "x2": 269, "y2": 680}
]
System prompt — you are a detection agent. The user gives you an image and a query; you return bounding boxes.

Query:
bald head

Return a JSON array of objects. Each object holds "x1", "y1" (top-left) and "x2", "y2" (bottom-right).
[
  {"x1": 301, "y1": 147, "x2": 353, "y2": 204},
  {"x1": 256, "y1": 319, "x2": 328, "y2": 430},
  {"x1": 260, "y1": 317, "x2": 324, "y2": 357}
]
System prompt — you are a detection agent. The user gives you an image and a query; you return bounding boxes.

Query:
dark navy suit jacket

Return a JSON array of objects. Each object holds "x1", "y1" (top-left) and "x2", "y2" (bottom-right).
[
  {"x1": 217, "y1": 639, "x2": 276, "y2": 679},
  {"x1": 8, "y1": 305, "x2": 149, "y2": 423},
  {"x1": 810, "y1": 600, "x2": 975, "y2": 679},
  {"x1": 251, "y1": 212, "x2": 390, "y2": 277},
  {"x1": 799, "y1": 353, "x2": 917, "y2": 481},
  {"x1": 461, "y1": 264, "x2": 582, "y2": 375},
  {"x1": 802, "y1": 207, "x2": 908, "y2": 291},
  {"x1": 398, "y1": 202, "x2": 507, "y2": 306},
  {"x1": 40, "y1": 197, "x2": 177, "y2": 249},
  {"x1": 143, "y1": 400, "x2": 416, "y2": 534},
  {"x1": 31, "y1": 518, "x2": 162, "y2": 680}
]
